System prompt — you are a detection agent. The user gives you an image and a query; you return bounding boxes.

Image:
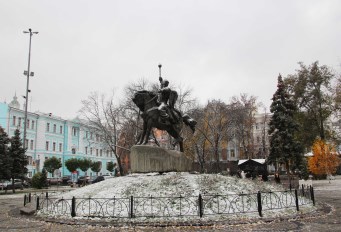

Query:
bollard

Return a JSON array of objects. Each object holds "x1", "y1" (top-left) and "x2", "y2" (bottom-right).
[
  {"x1": 28, "y1": 193, "x2": 31, "y2": 203},
  {"x1": 71, "y1": 197, "x2": 76, "y2": 217},
  {"x1": 198, "y1": 194, "x2": 203, "y2": 218},
  {"x1": 257, "y1": 191, "x2": 262, "y2": 217},
  {"x1": 24, "y1": 194, "x2": 27, "y2": 206},
  {"x1": 302, "y1": 184, "x2": 305, "y2": 197},
  {"x1": 294, "y1": 189, "x2": 299, "y2": 211}
]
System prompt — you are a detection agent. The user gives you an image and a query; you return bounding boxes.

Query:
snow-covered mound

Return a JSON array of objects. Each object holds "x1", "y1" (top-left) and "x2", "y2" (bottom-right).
[
  {"x1": 43, "y1": 172, "x2": 316, "y2": 222},
  {"x1": 60, "y1": 172, "x2": 283, "y2": 199}
]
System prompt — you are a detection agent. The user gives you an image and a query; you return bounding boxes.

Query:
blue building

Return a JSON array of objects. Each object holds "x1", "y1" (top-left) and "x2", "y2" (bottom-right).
[{"x1": 0, "y1": 96, "x2": 117, "y2": 178}]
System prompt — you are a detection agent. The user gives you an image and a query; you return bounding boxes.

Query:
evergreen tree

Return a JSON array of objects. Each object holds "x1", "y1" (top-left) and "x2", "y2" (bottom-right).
[
  {"x1": 65, "y1": 158, "x2": 79, "y2": 173},
  {"x1": 268, "y1": 75, "x2": 303, "y2": 175},
  {"x1": 8, "y1": 129, "x2": 28, "y2": 192},
  {"x1": 91, "y1": 161, "x2": 102, "y2": 176},
  {"x1": 106, "y1": 161, "x2": 116, "y2": 173},
  {"x1": 78, "y1": 158, "x2": 91, "y2": 174},
  {"x1": 0, "y1": 127, "x2": 11, "y2": 181},
  {"x1": 43, "y1": 156, "x2": 62, "y2": 177}
]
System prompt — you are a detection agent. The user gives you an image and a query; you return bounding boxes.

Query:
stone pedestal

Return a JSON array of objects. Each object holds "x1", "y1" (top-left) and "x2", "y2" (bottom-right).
[{"x1": 130, "y1": 145, "x2": 192, "y2": 173}]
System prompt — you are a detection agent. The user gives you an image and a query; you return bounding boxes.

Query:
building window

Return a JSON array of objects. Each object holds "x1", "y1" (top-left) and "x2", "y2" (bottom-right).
[
  {"x1": 90, "y1": 132, "x2": 93, "y2": 140},
  {"x1": 53, "y1": 142, "x2": 56, "y2": 151},
  {"x1": 96, "y1": 134, "x2": 99, "y2": 142},
  {"x1": 53, "y1": 124, "x2": 56, "y2": 133},
  {"x1": 60, "y1": 126, "x2": 63, "y2": 134},
  {"x1": 28, "y1": 156, "x2": 33, "y2": 165},
  {"x1": 100, "y1": 149, "x2": 102, "y2": 156},
  {"x1": 31, "y1": 120, "x2": 35, "y2": 130},
  {"x1": 30, "y1": 140, "x2": 34, "y2": 150},
  {"x1": 12, "y1": 116, "x2": 16, "y2": 126},
  {"x1": 46, "y1": 123, "x2": 50, "y2": 132},
  {"x1": 59, "y1": 143, "x2": 62, "y2": 152},
  {"x1": 72, "y1": 127, "x2": 77, "y2": 136},
  {"x1": 18, "y1": 117, "x2": 22, "y2": 128},
  {"x1": 106, "y1": 150, "x2": 109, "y2": 157},
  {"x1": 86, "y1": 131, "x2": 89, "y2": 138},
  {"x1": 27, "y1": 119, "x2": 30, "y2": 129},
  {"x1": 72, "y1": 148, "x2": 76, "y2": 154},
  {"x1": 85, "y1": 147, "x2": 88, "y2": 154},
  {"x1": 25, "y1": 139, "x2": 28, "y2": 148},
  {"x1": 90, "y1": 147, "x2": 93, "y2": 155},
  {"x1": 230, "y1": 149, "x2": 235, "y2": 158},
  {"x1": 96, "y1": 149, "x2": 99, "y2": 156},
  {"x1": 46, "y1": 141, "x2": 49, "y2": 151}
]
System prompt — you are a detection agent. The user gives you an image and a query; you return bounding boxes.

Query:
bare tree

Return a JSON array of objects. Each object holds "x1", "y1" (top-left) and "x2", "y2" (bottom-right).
[
  {"x1": 229, "y1": 94, "x2": 258, "y2": 159},
  {"x1": 191, "y1": 100, "x2": 233, "y2": 172},
  {"x1": 79, "y1": 91, "x2": 125, "y2": 175}
]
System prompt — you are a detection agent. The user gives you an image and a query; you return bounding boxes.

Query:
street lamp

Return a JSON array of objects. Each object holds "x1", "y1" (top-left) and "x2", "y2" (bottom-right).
[{"x1": 23, "y1": 28, "x2": 38, "y2": 149}]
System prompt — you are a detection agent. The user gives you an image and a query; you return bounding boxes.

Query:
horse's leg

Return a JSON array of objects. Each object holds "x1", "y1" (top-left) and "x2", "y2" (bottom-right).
[
  {"x1": 137, "y1": 121, "x2": 147, "y2": 145},
  {"x1": 167, "y1": 128, "x2": 184, "y2": 152},
  {"x1": 143, "y1": 120, "x2": 152, "y2": 144}
]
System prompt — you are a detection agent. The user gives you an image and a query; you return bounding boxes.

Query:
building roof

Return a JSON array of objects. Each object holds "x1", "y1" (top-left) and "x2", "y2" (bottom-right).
[{"x1": 238, "y1": 159, "x2": 266, "y2": 165}]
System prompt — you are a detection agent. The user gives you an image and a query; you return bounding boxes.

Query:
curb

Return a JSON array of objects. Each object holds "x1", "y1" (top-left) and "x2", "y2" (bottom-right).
[{"x1": 10, "y1": 202, "x2": 332, "y2": 228}]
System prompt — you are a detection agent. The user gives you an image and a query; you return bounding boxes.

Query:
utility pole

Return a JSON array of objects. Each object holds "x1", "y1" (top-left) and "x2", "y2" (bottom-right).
[{"x1": 23, "y1": 28, "x2": 38, "y2": 149}]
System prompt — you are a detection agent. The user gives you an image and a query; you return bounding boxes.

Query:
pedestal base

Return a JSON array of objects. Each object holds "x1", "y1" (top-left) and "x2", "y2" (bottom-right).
[{"x1": 130, "y1": 145, "x2": 192, "y2": 173}]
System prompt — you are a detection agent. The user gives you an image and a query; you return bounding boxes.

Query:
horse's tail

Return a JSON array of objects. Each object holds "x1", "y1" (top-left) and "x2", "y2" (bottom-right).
[{"x1": 182, "y1": 114, "x2": 197, "y2": 133}]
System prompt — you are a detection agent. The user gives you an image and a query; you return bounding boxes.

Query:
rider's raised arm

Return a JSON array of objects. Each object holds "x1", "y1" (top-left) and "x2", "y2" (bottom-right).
[{"x1": 159, "y1": 76, "x2": 163, "y2": 83}]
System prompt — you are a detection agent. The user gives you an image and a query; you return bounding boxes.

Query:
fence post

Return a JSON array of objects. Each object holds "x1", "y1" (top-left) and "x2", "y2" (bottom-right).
[
  {"x1": 198, "y1": 194, "x2": 203, "y2": 218},
  {"x1": 36, "y1": 196, "x2": 40, "y2": 210},
  {"x1": 310, "y1": 186, "x2": 315, "y2": 206},
  {"x1": 130, "y1": 196, "x2": 134, "y2": 218},
  {"x1": 257, "y1": 191, "x2": 262, "y2": 217},
  {"x1": 46, "y1": 191, "x2": 49, "y2": 210},
  {"x1": 24, "y1": 194, "x2": 27, "y2": 206},
  {"x1": 28, "y1": 193, "x2": 31, "y2": 203},
  {"x1": 71, "y1": 196, "x2": 76, "y2": 217},
  {"x1": 301, "y1": 184, "x2": 305, "y2": 197},
  {"x1": 294, "y1": 189, "x2": 299, "y2": 211}
]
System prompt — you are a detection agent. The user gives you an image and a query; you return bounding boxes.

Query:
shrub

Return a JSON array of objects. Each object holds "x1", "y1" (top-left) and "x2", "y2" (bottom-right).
[{"x1": 31, "y1": 171, "x2": 48, "y2": 189}]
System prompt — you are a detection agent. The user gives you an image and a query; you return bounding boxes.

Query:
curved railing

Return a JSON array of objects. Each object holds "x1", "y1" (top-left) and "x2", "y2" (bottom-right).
[{"x1": 26, "y1": 186, "x2": 315, "y2": 219}]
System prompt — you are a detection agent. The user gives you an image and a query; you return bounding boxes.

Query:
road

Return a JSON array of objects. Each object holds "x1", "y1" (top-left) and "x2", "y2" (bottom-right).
[{"x1": 0, "y1": 178, "x2": 340, "y2": 231}]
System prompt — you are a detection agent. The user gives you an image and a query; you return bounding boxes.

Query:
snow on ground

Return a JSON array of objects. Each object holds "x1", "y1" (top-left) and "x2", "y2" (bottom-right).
[{"x1": 60, "y1": 172, "x2": 285, "y2": 199}]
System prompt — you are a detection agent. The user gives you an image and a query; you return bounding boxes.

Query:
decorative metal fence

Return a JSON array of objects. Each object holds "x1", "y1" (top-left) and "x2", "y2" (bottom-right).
[{"x1": 24, "y1": 186, "x2": 315, "y2": 219}]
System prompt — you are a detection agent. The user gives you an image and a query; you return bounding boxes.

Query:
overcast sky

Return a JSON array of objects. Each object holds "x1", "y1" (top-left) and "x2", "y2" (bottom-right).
[{"x1": 1, "y1": 0, "x2": 340, "y2": 119}]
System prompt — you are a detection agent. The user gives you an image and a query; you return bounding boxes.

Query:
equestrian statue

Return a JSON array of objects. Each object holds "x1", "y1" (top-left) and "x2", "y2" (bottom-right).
[{"x1": 132, "y1": 64, "x2": 197, "y2": 152}]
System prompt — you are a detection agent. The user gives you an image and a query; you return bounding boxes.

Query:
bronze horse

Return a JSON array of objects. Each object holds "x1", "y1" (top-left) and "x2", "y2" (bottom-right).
[{"x1": 132, "y1": 90, "x2": 196, "y2": 152}]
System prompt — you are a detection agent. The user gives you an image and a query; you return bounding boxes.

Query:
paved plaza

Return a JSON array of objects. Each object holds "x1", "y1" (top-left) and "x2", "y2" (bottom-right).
[{"x1": 0, "y1": 177, "x2": 340, "y2": 231}]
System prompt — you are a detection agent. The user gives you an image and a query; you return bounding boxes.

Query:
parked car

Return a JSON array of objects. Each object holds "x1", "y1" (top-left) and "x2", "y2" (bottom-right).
[
  {"x1": 102, "y1": 174, "x2": 114, "y2": 180},
  {"x1": 77, "y1": 176, "x2": 90, "y2": 186},
  {"x1": 91, "y1": 176, "x2": 105, "y2": 184},
  {"x1": 62, "y1": 176, "x2": 71, "y2": 185},
  {"x1": 23, "y1": 177, "x2": 32, "y2": 188},
  {"x1": 47, "y1": 177, "x2": 62, "y2": 185},
  {"x1": 0, "y1": 179, "x2": 24, "y2": 190}
]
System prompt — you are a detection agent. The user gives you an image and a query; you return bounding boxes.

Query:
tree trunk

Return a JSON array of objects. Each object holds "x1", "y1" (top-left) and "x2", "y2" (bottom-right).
[{"x1": 116, "y1": 156, "x2": 124, "y2": 176}]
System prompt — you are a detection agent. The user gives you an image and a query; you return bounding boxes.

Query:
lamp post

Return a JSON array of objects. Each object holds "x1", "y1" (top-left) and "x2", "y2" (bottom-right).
[{"x1": 23, "y1": 28, "x2": 38, "y2": 149}]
